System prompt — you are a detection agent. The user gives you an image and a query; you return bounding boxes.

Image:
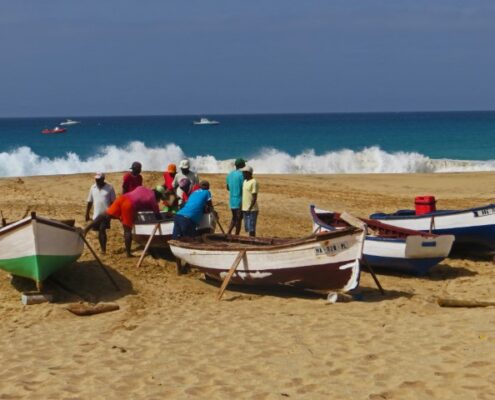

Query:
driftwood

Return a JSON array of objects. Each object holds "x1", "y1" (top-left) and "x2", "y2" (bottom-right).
[
  {"x1": 66, "y1": 302, "x2": 120, "y2": 316},
  {"x1": 437, "y1": 298, "x2": 495, "y2": 308}
]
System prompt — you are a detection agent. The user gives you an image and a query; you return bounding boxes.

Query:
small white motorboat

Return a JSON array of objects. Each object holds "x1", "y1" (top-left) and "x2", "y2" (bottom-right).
[
  {"x1": 60, "y1": 119, "x2": 81, "y2": 126},
  {"x1": 193, "y1": 118, "x2": 220, "y2": 125}
]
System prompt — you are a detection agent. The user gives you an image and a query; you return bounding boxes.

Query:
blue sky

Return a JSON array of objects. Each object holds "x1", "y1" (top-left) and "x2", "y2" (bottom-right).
[{"x1": 1, "y1": 0, "x2": 495, "y2": 117}]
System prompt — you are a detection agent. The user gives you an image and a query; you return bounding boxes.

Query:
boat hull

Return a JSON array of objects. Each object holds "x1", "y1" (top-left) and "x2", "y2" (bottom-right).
[
  {"x1": 0, "y1": 215, "x2": 84, "y2": 283},
  {"x1": 311, "y1": 206, "x2": 454, "y2": 275},
  {"x1": 370, "y1": 204, "x2": 495, "y2": 252},
  {"x1": 169, "y1": 230, "x2": 364, "y2": 293},
  {"x1": 133, "y1": 212, "x2": 215, "y2": 250}
]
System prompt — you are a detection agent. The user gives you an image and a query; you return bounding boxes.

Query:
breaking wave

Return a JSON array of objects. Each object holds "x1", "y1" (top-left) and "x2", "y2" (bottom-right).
[{"x1": 0, "y1": 141, "x2": 495, "y2": 177}]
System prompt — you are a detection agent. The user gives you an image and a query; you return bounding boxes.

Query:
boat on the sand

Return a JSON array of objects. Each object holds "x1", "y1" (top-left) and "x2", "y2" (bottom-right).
[
  {"x1": 369, "y1": 203, "x2": 495, "y2": 253},
  {"x1": 169, "y1": 227, "x2": 365, "y2": 293},
  {"x1": 311, "y1": 206, "x2": 454, "y2": 275},
  {"x1": 0, "y1": 213, "x2": 84, "y2": 289},
  {"x1": 133, "y1": 211, "x2": 216, "y2": 252}
]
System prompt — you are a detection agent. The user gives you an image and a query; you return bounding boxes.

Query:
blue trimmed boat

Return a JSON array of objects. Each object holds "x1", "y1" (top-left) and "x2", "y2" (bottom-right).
[
  {"x1": 369, "y1": 204, "x2": 495, "y2": 252},
  {"x1": 311, "y1": 206, "x2": 455, "y2": 275}
]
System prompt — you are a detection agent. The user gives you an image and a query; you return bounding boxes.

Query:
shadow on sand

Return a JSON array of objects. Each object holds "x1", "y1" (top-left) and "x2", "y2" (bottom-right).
[
  {"x1": 364, "y1": 263, "x2": 477, "y2": 281},
  {"x1": 198, "y1": 274, "x2": 411, "y2": 302},
  {"x1": 10, "y1": 260, "x2": 135, "y2": 304}
]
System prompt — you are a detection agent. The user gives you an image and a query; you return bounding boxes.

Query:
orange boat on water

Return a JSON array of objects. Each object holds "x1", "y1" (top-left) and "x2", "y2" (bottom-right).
[{"x1": 41, "y1": 126, "x2": 66, "y2": 134}]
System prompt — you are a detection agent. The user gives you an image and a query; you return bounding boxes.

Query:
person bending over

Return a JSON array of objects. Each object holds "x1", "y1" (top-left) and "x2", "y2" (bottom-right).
[{"x1": 85, "y1": 186, "x2": 164, "y2": 257}]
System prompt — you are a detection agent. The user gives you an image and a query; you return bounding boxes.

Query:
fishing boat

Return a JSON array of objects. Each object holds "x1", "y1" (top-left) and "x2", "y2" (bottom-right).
[
  {"x1": 41, "y1": 126, "x2": 66, "y2": 134},
  {"x1": 0, "y1": 213, "x2": 84, "y2": 289},
  {"x1": 193, "y1": 117, "x2": 220, "y2": 125},
  {"x1": 369, "y1": 202, "x2": 495, "y2": 252},
  {"x1": 168, "y1": 227, "x2": 365, "y2": 293},
  {"x1": 310, "y1": 206, "x2": 454, "y2": 275},
  {"x1": 60, "y1": 119, "x2": 81, "y2": 126},
  {"x1": 133, "y1": 211, "x2": 216, "y2": 252}
]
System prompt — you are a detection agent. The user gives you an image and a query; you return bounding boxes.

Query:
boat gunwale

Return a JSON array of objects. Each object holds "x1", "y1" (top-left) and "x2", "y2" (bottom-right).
[
  {"x1": 168, "y1": 228, "x2": 360, "y2": 252},
  {"x1": 370, "y1": 203, "x2": 495, "y2": 220},
  {"x1": 0, "y1": 214, "x2": 79, "y2": 238},
  {"x1": 310, "y1": 205, "x2": 440, "y2": 239}
]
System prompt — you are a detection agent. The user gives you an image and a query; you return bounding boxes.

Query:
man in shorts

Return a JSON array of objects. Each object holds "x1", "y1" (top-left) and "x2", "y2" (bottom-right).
[
  {"x1": 226, "y1": 158, "x2": 245, "y2": 235},
  {"x1": 85, "y1": 186, "x2": 164, "y2": 257},
  {"x1": 241, "y1": 165, "x2": 259, "y2": 237},
  {"x1": 172, "y1": 180, "x2": 214, "y2": 239},
  {"x1": 85, "y1": 172, "x2": 116, "y2": 254}
]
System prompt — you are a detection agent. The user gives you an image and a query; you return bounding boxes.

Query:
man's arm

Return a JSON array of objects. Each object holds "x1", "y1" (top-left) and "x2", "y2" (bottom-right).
[
  {"x1": 248, "y1": 194, "x2": 257, "y2": 211},
  {"x1": 85, "y1": 202, "x2": 93, "y2": 222}
]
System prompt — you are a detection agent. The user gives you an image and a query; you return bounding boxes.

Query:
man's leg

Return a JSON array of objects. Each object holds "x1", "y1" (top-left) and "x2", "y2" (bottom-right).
[
  {"x1": 234, "y1": 208, "x2": 243, "y2": 235},
  {"x1": 124, "y1": 225, "x2": 133, "y2": 257},
  {"x1": 249, "y1": 211, "x2": 258, "y2": 237},
  {"x1": 172, "y1": 215, "x2": 186, "y2": 239},
  {"x1": 227, "y1": 209, "x2": 236, "y2": 235},
  {"x1": 98, "y1": 222, "x2": 107, "y2": 254}
]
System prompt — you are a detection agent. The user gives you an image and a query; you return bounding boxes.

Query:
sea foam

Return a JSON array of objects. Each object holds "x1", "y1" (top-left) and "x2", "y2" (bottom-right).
[{"x1": 0, "y1": 141, "x2": 494, "y2": 177}]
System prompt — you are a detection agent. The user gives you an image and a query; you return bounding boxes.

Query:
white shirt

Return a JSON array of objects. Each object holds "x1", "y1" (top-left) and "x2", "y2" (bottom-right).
[{"x1": 87, "y1": 183, "x2": 116, "y2": 220}]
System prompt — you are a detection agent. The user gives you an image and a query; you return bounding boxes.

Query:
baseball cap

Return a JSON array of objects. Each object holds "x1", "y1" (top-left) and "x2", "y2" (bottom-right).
[
  {"x1": 179, "y1": 159, "x2": 190, "y2": 169},
  {"x1": 241, "y1": 165, "x2": 253, "y2": 173},
  {"x1": 94, "y1": 172, "x2": 105, "y2": 179},
  {"x1": 155, "y1": 185, "x2": 166, "y2": 195},
  {"x1": 167, "y1": 163, "x2": 177, "y2": 173},
  {"x1": 179, "y1": 178, "x2": 191, "y2": 189},
  {"x1": 234, "y1": 158, "x2": 246, "y2": 167}
]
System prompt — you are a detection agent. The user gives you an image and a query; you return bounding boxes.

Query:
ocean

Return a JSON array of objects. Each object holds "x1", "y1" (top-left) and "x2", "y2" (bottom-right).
[{"x1": 1, "y1": 112, "x2": 495, "y2": 177}]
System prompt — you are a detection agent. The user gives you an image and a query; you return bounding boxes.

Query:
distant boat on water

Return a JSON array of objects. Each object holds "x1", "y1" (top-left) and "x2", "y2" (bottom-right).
[
  {"x1": 193, "y1": 117, "x2": 220, "y2": 125},
  {"x1": 41, "y1": 126, "x2": 66, "y2": 134},
  {"x1": 60, "y1": 119, "x2": 81, "y2": 126}
]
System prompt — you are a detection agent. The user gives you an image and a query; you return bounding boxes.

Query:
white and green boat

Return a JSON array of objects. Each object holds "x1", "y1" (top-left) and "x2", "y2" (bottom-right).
[{"x1": 0, "y1": 213, "x2": 84, "y2": 290}]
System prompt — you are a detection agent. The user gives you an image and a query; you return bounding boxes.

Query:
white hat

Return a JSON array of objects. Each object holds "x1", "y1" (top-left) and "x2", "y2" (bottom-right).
[
  {"x1": 94, "y1": 172, "x2": 105, "y2": 179},
  {"x1": 241, "y1": 165, "x2": 253, "y2": 173},
  {"x1": 179, "y1": 159, "x2": 190, "y2": 169}
]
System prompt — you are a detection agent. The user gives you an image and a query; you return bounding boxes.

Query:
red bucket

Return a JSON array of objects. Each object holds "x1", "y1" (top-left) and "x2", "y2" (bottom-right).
[{"x1": 415, "y1": 196, "x2": 436, "y2": 215}]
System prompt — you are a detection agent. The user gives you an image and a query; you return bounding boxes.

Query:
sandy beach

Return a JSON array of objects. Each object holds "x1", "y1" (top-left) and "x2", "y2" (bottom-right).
[{"x1": 1, "y1": 171, "x2": 494, "y2": 399}]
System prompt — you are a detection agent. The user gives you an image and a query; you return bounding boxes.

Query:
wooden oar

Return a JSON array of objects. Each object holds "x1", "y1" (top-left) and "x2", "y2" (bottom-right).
[
  {"x1": 212, "y1": 211, "x2": 226, "y2": 234},
  {"x1": 136, "y1": 222, "x2": 161, "y2": 268},
  {"x1": 217, "y1": 249, "x2": 246, "y2": 300},
  {"x1": 79, "y1": 233, "x2": 120, "y2": 291}
]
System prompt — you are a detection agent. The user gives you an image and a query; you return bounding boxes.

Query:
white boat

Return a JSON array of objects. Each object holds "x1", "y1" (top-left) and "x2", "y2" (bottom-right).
[
  {"x1": 193, "y1": 118, "x2": 220, "y2": 125},
  {"x1": 311, "y1": 206, "x2": 454, "y2": 275},
  {"x1": 60, "y1": 119, "x2": 81, "y2": 126},
  {"x1": 0, "y1": 213, "x2": 84, "y2": 290},
  {"x1": 169, "y1": 228, "x2": 365, "y2": 294},
  {"x1": 133, "y1": 211, "x2": 216, "y2": 253},
  {"x1": 370, "y1": 204, "x2": 495, "y2": 252}
]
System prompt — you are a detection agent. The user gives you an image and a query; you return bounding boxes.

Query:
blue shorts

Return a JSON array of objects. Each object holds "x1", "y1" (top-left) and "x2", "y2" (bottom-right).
[{"x1": 243, "y1": 211, "x2": 258, "y2": 233}]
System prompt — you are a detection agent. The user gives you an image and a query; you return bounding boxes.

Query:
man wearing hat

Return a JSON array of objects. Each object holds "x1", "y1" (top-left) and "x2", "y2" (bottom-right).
[
  {"x1": 241, "y1": 165, "x2": 259, "y2": 237},
  {"x1": 163, "y1": 163, "x2": 177, "y2": 191},
  {"x1": 226, "y1": 158, "x2": 246, "y2": 235},
  {"x1": 85, "y1": 185, "x2": 164, "y2": 257},
  {"x1": 122, "y1": 161, "x2": 143, "y2": 194},
  {"x1": 172, "y1": 159, "x2": 199, "y2": 200},
  {"x1": 173, "y1": 180, "x2": 214, "y2": 239},
  {"x1": 85, "y1": 173, "x2": 116, "y2": 253}
]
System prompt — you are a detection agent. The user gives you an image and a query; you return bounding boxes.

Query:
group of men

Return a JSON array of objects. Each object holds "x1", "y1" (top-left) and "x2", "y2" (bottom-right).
[{"x1": 84, "y1": 157, "x2": 259, "y2": 256}]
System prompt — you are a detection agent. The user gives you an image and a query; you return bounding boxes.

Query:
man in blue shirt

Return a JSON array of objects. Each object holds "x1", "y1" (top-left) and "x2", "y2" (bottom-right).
[
  {"x1": 226, "y1": 158, "x2": 246, "y2": 235},
  {"x1": 172, "y1": 180, "x2": 214, "y2": 239}
]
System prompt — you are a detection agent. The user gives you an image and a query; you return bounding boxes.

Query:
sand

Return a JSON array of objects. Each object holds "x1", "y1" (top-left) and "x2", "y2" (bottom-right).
[{"x1": 0, "y1": 172, "x2": 494, "y2": 399}]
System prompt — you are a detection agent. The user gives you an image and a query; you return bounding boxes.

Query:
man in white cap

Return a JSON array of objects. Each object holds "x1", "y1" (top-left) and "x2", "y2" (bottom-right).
[
  {"x1": 85, "y1": 172, "x2": 116, "y2": 253},
  {"x1": 173, "y1": 159, "x2": 199, "y2": 200},
  {"x1": 241, "y1": 165, "x2": 259, "y2": 237}
]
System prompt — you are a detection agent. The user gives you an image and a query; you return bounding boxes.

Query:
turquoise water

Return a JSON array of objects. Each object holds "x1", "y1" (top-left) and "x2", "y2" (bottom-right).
[{"x1": 1, "y1": 112, "x2": 495, "y2": 176}]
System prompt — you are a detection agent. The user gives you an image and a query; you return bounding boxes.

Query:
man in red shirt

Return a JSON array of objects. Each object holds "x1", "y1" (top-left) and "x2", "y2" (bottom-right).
[
  {"x1": 163, "y1": 163, "x2": 176, "y2": 191},
  {"x1": 122, "y1": 161, "x2": 143, "y2": 194},
  {"x1": 84, "y1": 186, "x2": 164, "y2": 257}
]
